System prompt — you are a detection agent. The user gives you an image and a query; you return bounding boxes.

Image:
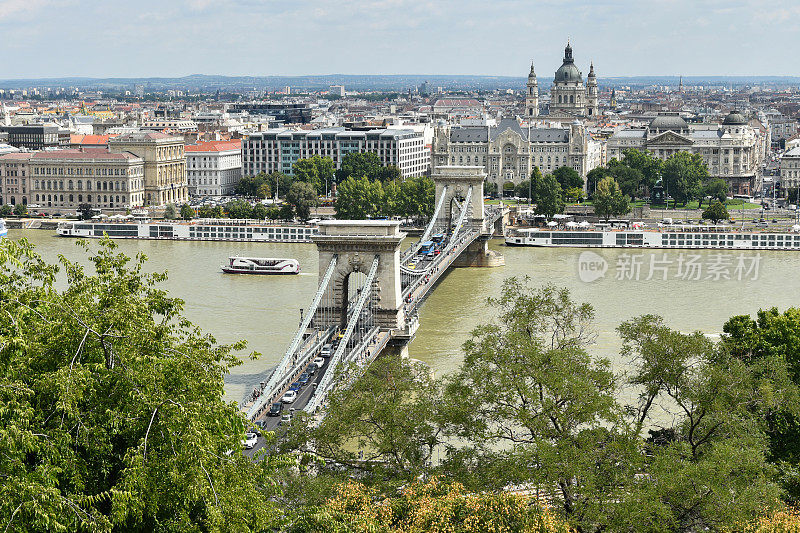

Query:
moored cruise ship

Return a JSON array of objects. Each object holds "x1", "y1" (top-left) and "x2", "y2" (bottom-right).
[
  {"x1": 0, "y1": 219, "x2": 7, "y2": 239},
  {"x1": 57, "y1": 218, "x2": 317, "y2": 243},
  {"x1": 506, "y1": 225, "x2": 800, "y2": 251}
]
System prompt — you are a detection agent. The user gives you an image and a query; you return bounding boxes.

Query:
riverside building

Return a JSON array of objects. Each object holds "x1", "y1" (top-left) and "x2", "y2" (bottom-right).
[
  {"x1": 608, "y1": 111, "x2": 763, "y2": 195},
  {"x1": 241, "y1": 127, "x2": 428, "y2": 179},
  {"x1": 108, "y1": 131, "x2": 188, "y2": 206},
  {"x1": 29, "y1": 148, "x2": 145, "y2": 210},
  {"x1": 186, "y1": 139, "x2": 242, "y2": 197}
]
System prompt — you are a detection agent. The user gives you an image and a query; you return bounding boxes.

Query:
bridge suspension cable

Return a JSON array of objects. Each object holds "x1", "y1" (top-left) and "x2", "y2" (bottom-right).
[
  {"x1": 402, "y1": 185, "x2": 447, "y2": 262},
  {"x1": 246, "y1": 254, "x2": 338, "y2": 420},
  {"x1": 305, "y1": 254, "x2": 380, "y2": 414}
]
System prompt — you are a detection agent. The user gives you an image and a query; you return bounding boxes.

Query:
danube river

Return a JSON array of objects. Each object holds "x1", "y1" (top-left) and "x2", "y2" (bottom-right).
[{"x1": 10, "y1": 229, "x2": 800, "y2": 401}]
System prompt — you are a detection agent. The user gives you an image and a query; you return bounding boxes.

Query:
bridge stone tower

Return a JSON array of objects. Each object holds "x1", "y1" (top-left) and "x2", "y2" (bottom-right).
[
  {"x1": 432, "y1": 166, "x2": 486, "y2": 231},
  {"x1": 313, "y1": 220, "x2": 405, "y2": 332}
]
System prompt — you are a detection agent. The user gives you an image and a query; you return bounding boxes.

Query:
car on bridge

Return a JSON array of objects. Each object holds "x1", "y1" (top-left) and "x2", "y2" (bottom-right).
[
  {"x1": 242, "y1": 432, "x2": 258, "y2": 450},
  {"x1": 268, "y1": 402, "x2": 283, "y2": 416},
  {"x1": 289, "y1": 382, "x2": 302, "y2": 392},
  {"x1": 298, "y1": 372, "x2": 310, "y2": 386},
  {"x1": 279, "y1": 413, "x2": 292, "y2": 425},
  {"x1": 313, "y1": 357, "x2": 325, "y2": 368},
  {"x1": 281, "y1": 390, "x2": 297, "y2": 403},
  {"x1": 321, "y1": 344, "x2": 333, "y2": 357}
]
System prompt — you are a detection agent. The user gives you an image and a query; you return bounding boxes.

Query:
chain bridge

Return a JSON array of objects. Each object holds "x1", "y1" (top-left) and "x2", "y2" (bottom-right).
[{"x1": 241, "y1": 166, "x2": 506, "y2": 429}]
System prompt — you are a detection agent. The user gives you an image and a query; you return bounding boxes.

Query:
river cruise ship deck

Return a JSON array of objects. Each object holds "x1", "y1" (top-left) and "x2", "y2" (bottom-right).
[
  {"x1": 57, "y1": 218, "x2": 318, "y2": 243},
  {"x1": 506, "y1": 225, "x2": 800, "y2": 251}
]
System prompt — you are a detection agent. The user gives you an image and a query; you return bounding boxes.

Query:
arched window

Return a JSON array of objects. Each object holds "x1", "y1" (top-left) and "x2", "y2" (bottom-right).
[
  {"x1": 69, "y1": 194, "x2": 73, "y2": 202},
  {"x1": 78, "y1": 194, "x2": 83, "y2": 202},
  {"x1": 558, "y1": 95, "x2": 562, "y2": 104},
  {"x1": 570, "y1": 95, "x2": 574, "y2": 104},
  {"x1": 88, "y1": 195, "x2": 92, "y2": 203}
]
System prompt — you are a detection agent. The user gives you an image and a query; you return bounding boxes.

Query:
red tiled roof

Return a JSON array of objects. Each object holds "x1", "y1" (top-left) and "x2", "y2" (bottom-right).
[
  {"x1": 70, "y1": 134, "x2": 114, "y2": 145},
  {"x1": 185, "y1": 139, "x2": 241, "y2": 152}
]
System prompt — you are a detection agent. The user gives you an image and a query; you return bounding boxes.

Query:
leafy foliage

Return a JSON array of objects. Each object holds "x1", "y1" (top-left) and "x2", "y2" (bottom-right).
[
  {"x1": 0, "y1": 238, "x2": 290, "y2": 531},
  {"x1": 293, "y1": 155, "x2": 334, "y2": 195},
  {"x1": 702, "y1": 200, "x2": 730, "y2": 223},
  {"x1": 662, "y1": 151, "x2": 709, "y2": 206},
  {"x1": 290, "y1": 478, "x2": 571, "y2": 533},
  {"x1": 593, "y1": 177, "x2": 630, "y2": 220},
  {"x1": 179, "y1": 203, "x2": 195, "y2": 220},
  {"x1": 235, "y1": 172, "x2": 274, "y2": 199},
  {"x1": 286, "y1": 181, "x2": 318, "y2": 221}
]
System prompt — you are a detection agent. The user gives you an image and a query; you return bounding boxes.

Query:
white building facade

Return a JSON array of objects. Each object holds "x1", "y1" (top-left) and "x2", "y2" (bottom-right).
[
  {"x1": 186, "y1": 140, "x2": 242, "y2": 197},
  {"x1": 781, "y1": 146, "x2": 800, "y2": 191},
  {"x1": 608, "y1": 111, "x2": 763, "y2": 195},
  {"x1": 431, "y1": 118, "x2": 603, "y2": 189},
  {"x1": 241, "y1": 127, "x2": 428, "y2": 178}
]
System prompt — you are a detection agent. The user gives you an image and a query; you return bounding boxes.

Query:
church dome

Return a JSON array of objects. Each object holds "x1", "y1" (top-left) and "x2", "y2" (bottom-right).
[
  {"x1": 649, "y1": 113, "x2": 688, "y2": 132},
  {"x1": 554, "y1": 43, "x2": 582, "y2": 83},
  {"x1": 722, "y1": 110, "x2": 747, "y2": 126}
]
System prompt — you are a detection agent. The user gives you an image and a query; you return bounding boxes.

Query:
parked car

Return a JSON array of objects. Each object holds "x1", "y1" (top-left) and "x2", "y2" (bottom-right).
[
  {"x1": 313, "y1": 357, "x2": 325, "y2": 368},
  {"x1": 298, "y1": 372, "x2": 310, "y2": 385},
  {"x1": 268, "y1": 402, "x2": 283, "y2": 416},
  {"x1": 281, "y1": 390, "x2": 297, "y2": 403},
  {"x1": 242, "y1": 432, "x2": 258, "y2": 449}
]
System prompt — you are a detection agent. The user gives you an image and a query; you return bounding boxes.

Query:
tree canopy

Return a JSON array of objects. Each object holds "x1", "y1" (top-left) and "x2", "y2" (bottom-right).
[
  {"x1": 292, "y1": 155, "x2": 334, "y2": 195},
  {"x1": 285, "y1": 181, "x2": 318, "y2": 222},
  {"x1": 593, "y1": 176, "x2": 630, "y2": 220},
  {"x1": 0, "y1": 238, "x2": 288, "y2": 531},
  {"x1": 701, "y1": 200, "x2": 730, "y2": 223},
  {"x1": 662, "y1": 151, "x2": 709, "y2": 206}
]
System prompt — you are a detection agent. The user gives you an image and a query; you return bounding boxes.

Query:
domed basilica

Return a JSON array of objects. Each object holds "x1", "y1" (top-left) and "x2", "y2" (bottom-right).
[{"x1": 526, "y1": 42, "x2": 598, "y2": 119}]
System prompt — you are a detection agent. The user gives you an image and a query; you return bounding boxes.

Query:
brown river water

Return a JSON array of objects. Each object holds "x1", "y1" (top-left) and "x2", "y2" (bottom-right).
[{"x1": 9, "y1": 229, "x2": 800, "y2": 401}]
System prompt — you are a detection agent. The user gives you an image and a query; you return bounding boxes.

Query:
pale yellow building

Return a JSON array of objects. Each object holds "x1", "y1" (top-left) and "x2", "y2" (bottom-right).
[{"x1": 108, "y1": 131, "x2": 188, "y2": 206}]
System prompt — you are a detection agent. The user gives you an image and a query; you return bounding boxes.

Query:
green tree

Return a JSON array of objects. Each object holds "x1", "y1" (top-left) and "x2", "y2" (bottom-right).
[
  {"x1": 279, "y1": 203, "x2": 295, "y2": 221},
  {"x1": 234, "y1": 172, "x2": 271, "y2": 199},
  {"x1": 276, "y1": 173, "x2": 295, "y2": 199},
  {"x1": 703, "y1": 178, "x2": 729, "y2": 207},
  {"x1": 197, "y1": 205, "x2": 224, "y2": 218},
  {"x1": 515, "y1": 179, "x2": 532, "y2": 200},
  {"x1": 335, "y1": 176, "x2": 383, "y2": 220},
  {"x1": 12, "y1": 203, "x2": 27, "y2": 217},
  {"x1": 285, "y1": 355, "x2": 443, "y2": 492},
  {"x1": 441, "y1": 280, "x2": 634, "y2": 528},
  {"x1": 1, "y1": 204, "x2": 13, "y2": 217},
  {"x1": 78, "y1": 203, "x2": 94, "y2": 220},
  {"x1": 382, "y1": 179, "x2": 403, "y2": 217},
  {"x1": 251, "y1": 203, "x2": 268, "y2": 220},
  {"x1": 662, "y1": 151, "x2": 708, "y2": 206},
  {"x1": 179, "y1": 203, "x2": 194, "y2": 220},
  {"x1": 593, "y1": 177, "x2": 630, "y2": 220},
  {"x1": 484, "y1": 181, "x2": 499, "y2": 198},
  {"x1": 616, "y1": 315, "x2": 784, "y2": 530},
  {"x1": 721, "y1": 308, "x2": 800, "y2": 503},
  {"x1": 377, "y1": 165, "x2": 402, "y2": 182},
  {"x1": 586, "y1": 166, "x2": 611, "y2": 196},
  {"x1": 286, "y1": 181, "x2": 318, "y2": 222},
  {"x1": 609, "y1": 163, "x2": 644, "y2": 198},
  {"x1": 622, "y1": 148, "x2": 662, "y2": 195},
  {"x1": 532, "y1": 174, "x2": 564, "y2": 218},
  {"x1": 399, "y1": 176, "x2": 434, "y2": 223},
  {"x1": 163, "y1": 203, "x2": 176, "y2": 220},
  {"x1": 335, "y1": 152, "x2": 383, "y2": 182},
  {"x1": 293, "y1": 155, "x2": 334, "y2": 195},
  {"x1": 225, "y1": 199, "x2": 254, "y2": 219},
  {"x1": 565, "y1": 186, "x2": 585, "y2": 203},
  {"x1": 552, "y1": 166, "x2": 584, "y2": 191},
  {"x1": 702, "y1": 200, "x2": 730, "y2": 224},
  {"x1": 0, "y1": 238, "x2": 287, "y2": 531}
]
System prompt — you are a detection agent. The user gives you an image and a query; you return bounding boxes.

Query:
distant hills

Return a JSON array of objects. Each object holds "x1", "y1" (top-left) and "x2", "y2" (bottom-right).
[{"x1": 0, "y1": 74, "x2": 798, "y2": 91}]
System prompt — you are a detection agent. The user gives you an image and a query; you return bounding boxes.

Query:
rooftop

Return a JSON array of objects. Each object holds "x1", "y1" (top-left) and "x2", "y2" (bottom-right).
[
  {"x1": 30, "y1": 148, "x2": 142, "y2": 161},
  {"x1": 185, "y1": 139, "x2": 241, "y2": 153}
]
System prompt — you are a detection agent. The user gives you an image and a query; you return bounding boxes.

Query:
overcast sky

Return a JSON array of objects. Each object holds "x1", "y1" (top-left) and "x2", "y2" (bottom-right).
[{"x1": 0, "y1": 0, "x2": 797, "y2": 79}]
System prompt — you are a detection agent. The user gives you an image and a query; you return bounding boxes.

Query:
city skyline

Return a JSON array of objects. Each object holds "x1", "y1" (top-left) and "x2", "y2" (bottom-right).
[{"x1": 1, "y1": 0, "x2": 798, "y2": 79}]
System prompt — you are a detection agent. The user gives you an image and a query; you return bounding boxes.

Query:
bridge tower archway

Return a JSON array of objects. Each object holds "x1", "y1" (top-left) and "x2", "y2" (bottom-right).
[
  {"x1": 432, "y1": 166, "x2": 487, "y2": 233},
  {"x1": 313, "y1": 220, "x2": 406, "y2": 331}
]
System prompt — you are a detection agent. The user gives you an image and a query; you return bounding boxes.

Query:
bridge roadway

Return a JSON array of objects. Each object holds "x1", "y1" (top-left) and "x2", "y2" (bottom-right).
[{"x1": 241, "y1": 204, "x2": 506, "y2": 454}]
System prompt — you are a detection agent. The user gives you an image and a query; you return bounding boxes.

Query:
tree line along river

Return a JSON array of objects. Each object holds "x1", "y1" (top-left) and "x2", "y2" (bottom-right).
[{"x1": 9, "y1": 229, "x2": 800, "y2": 401}]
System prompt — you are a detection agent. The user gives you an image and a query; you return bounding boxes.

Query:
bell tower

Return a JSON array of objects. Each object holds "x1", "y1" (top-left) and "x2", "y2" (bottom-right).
[
  {"x1": 587, "y1": 62, "x2": 598, "y2": 117},
  {"x1": 525, "y1": 61, "x2": 539, "y2": 118}
]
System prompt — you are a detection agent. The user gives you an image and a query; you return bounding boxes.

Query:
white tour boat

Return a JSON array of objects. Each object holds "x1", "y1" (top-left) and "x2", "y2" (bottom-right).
[
  {"x1": 57, "y1": 218, "x2": 317, "y2": 243},
  {"x1": 506, "y1": 225, "x2": 800, "y2": 251},
  {"x1": 221, "y1": 256, "x2": 300, "y2": 275},
  {"x1": 0, "y1": 219, "x2": 7, "y2": 239}
]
